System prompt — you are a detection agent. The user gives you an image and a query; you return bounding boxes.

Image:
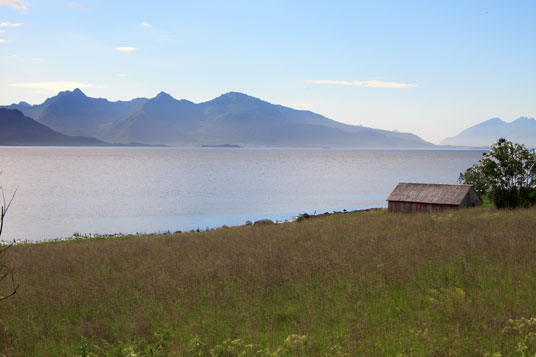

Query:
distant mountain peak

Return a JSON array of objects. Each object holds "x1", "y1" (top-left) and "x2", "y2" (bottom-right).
[
  {"x1": 152, "y1": 91, "x2": 178, "y2": 103},
  {"x1": 441, "y1": 116, "x2": 536, "y2": 147},
  {"x1": 156, "y1": 91, "x2": 173, "y2": 98},
  {"x1": 57, "y1": 88, "x2": 87, "y2": 98},
  {"x1": 512, "y1": 116, "x2": 534, "y2": 123},
  {"x1": 207, "y1": 92, "x2": 263, "y2": 106},
  {"x1": 224, "y1": 91, "x2": 250, "y2": 97},
  {"x1": 221, "y1": 91, "x2": 259, "y2": 100},
  {"x1": 482, "y1": 117, "x2": 505, "y2": 125}
]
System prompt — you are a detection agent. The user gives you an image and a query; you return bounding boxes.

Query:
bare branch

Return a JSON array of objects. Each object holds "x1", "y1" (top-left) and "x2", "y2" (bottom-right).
[
  {"x1": 0, "y1": 172, "x2": 18, "y2": 301},
  {"x1": 0, "y1": 185, "x2": 17, "y2": 238}
]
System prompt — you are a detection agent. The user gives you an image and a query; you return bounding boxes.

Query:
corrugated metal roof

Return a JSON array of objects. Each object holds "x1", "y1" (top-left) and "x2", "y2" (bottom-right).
[{"x1": 387, "y1": 183, "x2": 475, "y2": 205}]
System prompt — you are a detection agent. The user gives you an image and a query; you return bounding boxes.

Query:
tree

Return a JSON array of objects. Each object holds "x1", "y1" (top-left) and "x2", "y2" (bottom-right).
[
  {"x1": 0, "y1": 175, "x2": 18, "y2": 301},
  {"x1": 459, "y1": 138, "x2": 536, "y2": 209},
  {"x1": 457, "y1": 163, "x2": 490, "y2": 197}
]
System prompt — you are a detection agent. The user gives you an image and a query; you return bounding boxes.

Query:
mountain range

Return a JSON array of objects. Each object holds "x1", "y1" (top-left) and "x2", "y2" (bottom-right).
[
  {"x1": 2, "y1": 88, "x2": 147, "y2": 138},
  {"x1": 1, "y1": 89, "x2": 432, "y2": 148},
  {"x1": 0, "y1": 108, "x2": 108, "y2": 146},
  {"x1": 441, "y1": 117, "x2": 536, "y2": 147}
]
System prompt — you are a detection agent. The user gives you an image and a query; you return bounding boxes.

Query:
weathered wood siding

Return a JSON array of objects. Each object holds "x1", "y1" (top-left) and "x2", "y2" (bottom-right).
[{"x1": 388, "y1": 201, "x2": 459, "y2": 213}]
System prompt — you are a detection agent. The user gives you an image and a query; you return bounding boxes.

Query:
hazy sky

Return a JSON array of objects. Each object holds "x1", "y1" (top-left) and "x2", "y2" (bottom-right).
[{"x1": 1, "y1": 0, "x2": 535, "y2": 143}]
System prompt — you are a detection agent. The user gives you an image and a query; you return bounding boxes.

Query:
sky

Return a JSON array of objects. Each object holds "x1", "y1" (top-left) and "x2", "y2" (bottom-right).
[{"x1": 0, "y1": 0, "x2": 535, "y2": 144}]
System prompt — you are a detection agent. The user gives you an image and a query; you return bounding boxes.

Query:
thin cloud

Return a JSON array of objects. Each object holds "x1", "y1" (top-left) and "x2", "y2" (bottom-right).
[
  {"x1": 0, "y1": 0, "x2": 27, "y2": 11},
  {"x1": 306, "y1": 79, "x2": 416, "y2": 88},
  {"x1": 0, "y1": 39, "x2": 5, "y2": 43},
  {"x1": 9, "y1": 81, "x2": 95, "y2": 93},
  {"x1": 116, "y1": 46, "x2": 137, "y2": 52},
  {"x1": 0, "y1": 29, "x2": 5, "y2": 33},
  {"x1": 116, "y1": 73, "x2": 128, "y2": 77},
  {"x1": 69, "y1": 3, "x2": 87, "y2": 10},
  {"x1": 140, "y1": 21, "x2": 151, "y2": 28},
  {"x1": 0, "y1": 22, "x2": 23, "y2": 27}
]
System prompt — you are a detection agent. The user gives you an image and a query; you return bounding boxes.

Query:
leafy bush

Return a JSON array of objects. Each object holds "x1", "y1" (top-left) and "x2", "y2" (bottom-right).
[{"x1": 459, "y1": 138, "x2": 536, "y2": 208}]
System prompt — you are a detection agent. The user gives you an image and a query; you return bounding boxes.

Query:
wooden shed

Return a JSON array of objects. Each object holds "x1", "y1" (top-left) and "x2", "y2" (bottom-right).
[{"x1": 387, "y1": 183, "x2": 482, "y2": 213}]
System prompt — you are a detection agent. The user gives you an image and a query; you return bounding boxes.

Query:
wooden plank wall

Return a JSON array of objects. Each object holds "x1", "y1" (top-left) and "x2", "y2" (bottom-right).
[{"x1": 388, "y1": 201, "x2": 458, "y2": 213}]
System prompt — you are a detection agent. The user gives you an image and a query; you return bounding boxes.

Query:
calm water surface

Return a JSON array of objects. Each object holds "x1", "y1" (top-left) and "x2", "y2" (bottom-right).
[{"x1": 0, "y1": 147, "x2": 485, "y2": 242}]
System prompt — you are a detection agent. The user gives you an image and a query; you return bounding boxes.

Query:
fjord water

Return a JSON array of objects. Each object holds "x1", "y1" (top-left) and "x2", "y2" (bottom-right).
[{"x1": 0, "y1": 147, "x2": 484, "y2": 242}]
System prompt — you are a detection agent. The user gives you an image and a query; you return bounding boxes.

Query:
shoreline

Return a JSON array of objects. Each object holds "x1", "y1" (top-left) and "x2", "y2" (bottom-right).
[{"x1": 3, "y1": 207, "x2": 387, "y2": 246}]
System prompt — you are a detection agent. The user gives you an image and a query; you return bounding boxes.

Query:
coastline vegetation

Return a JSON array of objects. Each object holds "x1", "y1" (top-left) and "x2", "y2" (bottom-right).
[
  {"x1": 459, "y1": 138, "x2": 536, "y2": 209},
  {"x1": 1, "y1": 206, "x2": 536, "y2": 355}
]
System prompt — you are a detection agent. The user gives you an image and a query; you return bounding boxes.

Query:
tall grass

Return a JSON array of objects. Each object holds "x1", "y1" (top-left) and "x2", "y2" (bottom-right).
[{"x1": 2, "y1": 207, "x2": 536, "y2": 355}]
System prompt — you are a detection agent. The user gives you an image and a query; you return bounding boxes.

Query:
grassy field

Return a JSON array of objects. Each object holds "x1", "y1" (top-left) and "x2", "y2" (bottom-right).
[{"x1": 1, "y1": 207, "x2": 536, "y2": 356}]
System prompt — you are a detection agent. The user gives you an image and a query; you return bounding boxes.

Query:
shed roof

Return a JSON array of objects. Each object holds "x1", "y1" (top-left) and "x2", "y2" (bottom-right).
[{"x1": 387, "y1": 183, "x2": 475, "y2": 205}]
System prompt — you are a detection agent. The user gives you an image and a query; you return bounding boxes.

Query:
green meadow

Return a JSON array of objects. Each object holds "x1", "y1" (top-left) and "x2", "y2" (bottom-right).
[{"x1": 2, "y1": 207, "x2": 536, "y2": 356}]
